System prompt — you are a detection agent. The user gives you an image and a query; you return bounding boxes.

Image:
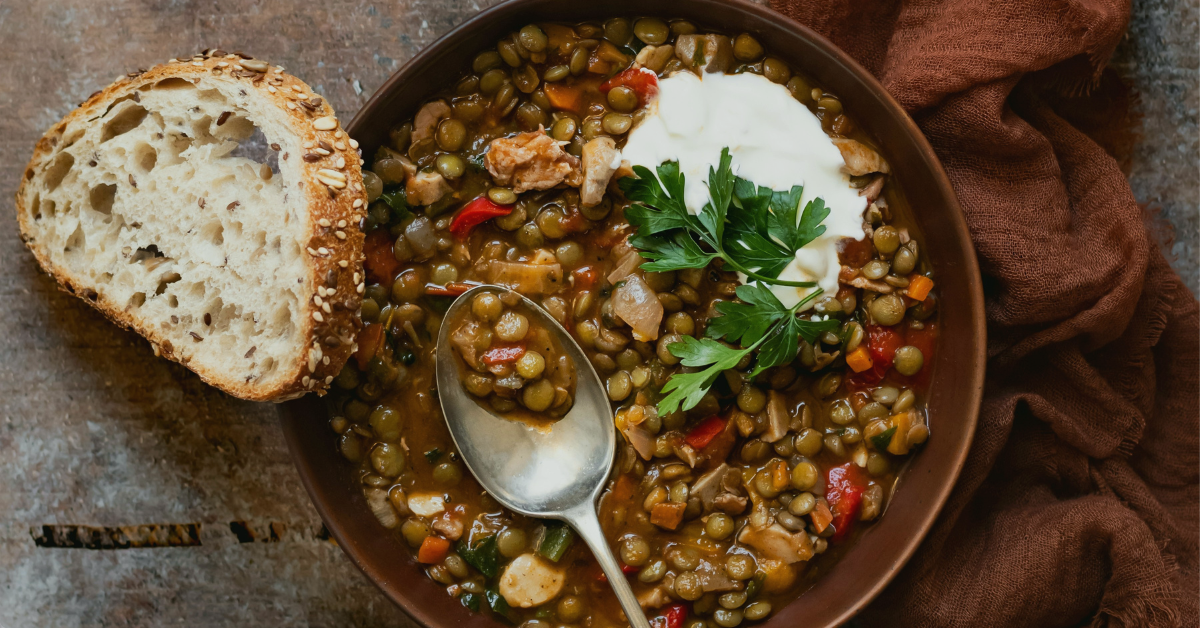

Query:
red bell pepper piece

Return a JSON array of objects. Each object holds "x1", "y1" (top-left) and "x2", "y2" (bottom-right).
[
  {"x1": 867, "y1": 325, "x2": 905, "y2": 369},
  {"x1": 826, "y1": 463, "x2": 867, "y2": 542},
  {"x1": 684, "y1": 416, "x2": 726, "y2": 449},
  {"x1": 363, "y1": 230, "x2": 400, "y2": 284},
  {"x1": 596, "y1": 562, "x2": 641, "y2": 583},
  {"x1": 355, "y1": 323, "x2": 384, "y2": 370},
  {"x1": 424, "y1": 282, "x2": 476, "y2": 297},
  {"x1": 599, "y1": 66, "x2": 659, "y2": 107},
  {"x1": 481, "y1": 343, "x2": 526, "y2": 365},
  {"x1": 449, "y1": 196, "x2": 513, "y2": 240},
  {"x1": 572, "y1": 266, "x2": 599, "y2": 292},
  {"x1": 847, "y1": 324, "x2": 905, "y2": 389},
  {"x1": 650, "y1": 603, "x2": 688, "y2": 628}
]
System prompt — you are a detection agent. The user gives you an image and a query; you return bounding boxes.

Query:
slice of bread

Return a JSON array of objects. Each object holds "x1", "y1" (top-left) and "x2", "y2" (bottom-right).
[{"x1": 15, "y1": 51, "x2": 367, "y2": 401}]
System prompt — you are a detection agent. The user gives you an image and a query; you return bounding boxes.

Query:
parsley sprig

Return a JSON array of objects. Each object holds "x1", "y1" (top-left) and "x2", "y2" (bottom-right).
[
  {"x1": 618, "y1": 148, "x2": 840, "y2": 415},
  {"x1": 658, "y1": 286, "x2": 838, "y2": 415},
  {"x1": 620, "y1": 148, "x2": 830, "y2": 286}
]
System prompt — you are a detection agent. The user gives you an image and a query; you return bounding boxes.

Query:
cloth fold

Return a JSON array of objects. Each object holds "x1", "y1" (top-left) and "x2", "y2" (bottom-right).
[{"x1": 769, "y1": 0, "x2": 1199, "y2": 625}]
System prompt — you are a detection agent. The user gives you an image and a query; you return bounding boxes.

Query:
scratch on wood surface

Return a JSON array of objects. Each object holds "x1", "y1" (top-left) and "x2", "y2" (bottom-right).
[{"x1": 31, "y1": 523, "x2": 202, "y2": 549}]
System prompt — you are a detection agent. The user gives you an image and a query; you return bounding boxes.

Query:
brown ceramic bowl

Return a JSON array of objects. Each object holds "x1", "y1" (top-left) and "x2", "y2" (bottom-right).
[{"x1": 279, "y1": 0, "x2": 986, "y2": 626}]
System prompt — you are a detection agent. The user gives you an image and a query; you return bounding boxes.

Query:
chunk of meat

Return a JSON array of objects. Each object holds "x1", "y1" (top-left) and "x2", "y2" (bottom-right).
[
  {"x1": 675, "y1": 34, "x2": 734, "y2": 73},
  {"x1": 406, "y1": 493, "x2": 446, "y2": 518},
  {"x1": 635, "y1": 44, "x2": 676, "y2": 73},
  {"x1": 431, "y1": 514, "x2": 464, "y2": 541},
  {"x1": 450, "y1": 318, "x2": 487, "y2": 369},
  {"x1": 714, "y1": 493, "x2": 748, "y2": 515},
  {"x1": 412, "y1": 100, "x2": 451, "y2": 144},
  {"x1": 488, "y1": 260, "x2": 565, "y2": 295},
  {"x1": 611, "y1": 274, "x2": 664, "y2": 341},
  {"x1": 671, "y1": 442, "x2": 700, "y2": 468},
  {"x1": 839, "y1": 265, "x2": 893, "y2": 293},
  {"x1": 859, "y1": 174, "x2": 885, "y2": 201},
  {"x1": 406, "y1": 170, "x2": 451, "y2": 206},
  {"x1": 650, "y1": 502, "x2": 686, "y2": 530},
  {"x1": 691, "y1": 463, "x2": 730, "y2": 509},
  {"x1": 737, "y1": 522, "x2": 814, "y2": 564},
  {"x1": 485, "y1": 130, "x2": 582, "y2": 193},
  {"x1": 695, "y1": 559, "x2": 738, "y2": 592},
  {"x1": 580, "y1": 137, "x2": 621, "y2": 207},
  {"x1": 499, "y1": 554, "x2": 565, "y2": 608},
  {"x1": 763, "y1": 391, "x2": 789, "y2": 443},
  {"x1": 832, "y1": 138, "x2": 890, "y2": 176},
  {"x1": 637, "y1": 585, "x2": 671, "y2": 609}
]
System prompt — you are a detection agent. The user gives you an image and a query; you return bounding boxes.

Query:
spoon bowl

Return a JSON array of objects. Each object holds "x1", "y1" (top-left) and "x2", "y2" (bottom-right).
[{"x1": 434, "y1": 285, "x2": 650, "y2": 628}]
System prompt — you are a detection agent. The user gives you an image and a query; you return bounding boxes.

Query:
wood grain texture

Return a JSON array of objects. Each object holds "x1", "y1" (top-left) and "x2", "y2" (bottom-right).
[{"x1": 0, "y1": 0, "x2": 1192, "y2": 626}]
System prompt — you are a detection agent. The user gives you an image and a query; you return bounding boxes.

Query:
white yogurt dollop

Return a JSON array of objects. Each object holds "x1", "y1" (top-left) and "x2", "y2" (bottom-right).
[{"x1": 621, "y1": 71, "x2": 865, "y2": 308}]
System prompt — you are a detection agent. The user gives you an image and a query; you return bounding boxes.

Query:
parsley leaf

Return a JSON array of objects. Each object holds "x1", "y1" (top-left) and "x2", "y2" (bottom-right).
[
  {"x1": 794, "y1": 197, "x2": 831, "y2": 249},
  {"x1": 706, "y1": 283, "x2": 791, "y2": 347},
  {"x1": 379, "y1": 188, "x2": 412, "y2": 222},
  {"x1": 870, "y1": 426, "x2": 897, "y2": 451},
  {"x1": 658, "y1": 337, "x2": 754, "y2": 416},
  {"x1": 751, "y1": 312, "x2": 840, "y2": 377},
  {"x1": 619, "y1": 148, "x2": 822, "y2": 287},
  {"x1": 628, "y1": 231, "x2": 718, "y2": 273},
  {"x1": 705, "y1": 284, "x2": 841, "y2": 380},
  {"x1": 697, "y1": 149, "x2": 734, "y2": 245}
]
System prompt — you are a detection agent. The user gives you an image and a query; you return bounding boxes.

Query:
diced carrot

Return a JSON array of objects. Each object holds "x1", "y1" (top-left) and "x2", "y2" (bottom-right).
[
  {"x1": 846, "y1": 345, "x2": 874, "y2": 373},
  {"x1": 544, "y1": 82, "x2": 585, "y2": 113},
  {"x1": 906, "y1": 275, "x2": 934, "y2": 301},
  {"x1": 650, "y1": 502, "x2": 686, "y2": 530},
  {"x1": 810, "y1": 500, "x2": 834, "y2": 533},
  {"x1": 611, "y1": 474, "x2": 637, "y2": 502},
  {"x1": 888, "y1": 411, "x2": 913, "y2": 455},
  {"x1": 417, "y1": 536, "x2": 450, "y2": 564},
  {"x1": 770, "y1": 459, "x2": 790, "y2": 492},
  {"x1": 355, "y1": 323, "x2": 384, "y2": 370}
]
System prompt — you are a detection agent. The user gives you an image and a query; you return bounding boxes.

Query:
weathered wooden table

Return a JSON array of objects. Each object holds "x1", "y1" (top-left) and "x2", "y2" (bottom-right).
[{"x1": 0, "y1": 1, "x2": 1194, "y2": 626}]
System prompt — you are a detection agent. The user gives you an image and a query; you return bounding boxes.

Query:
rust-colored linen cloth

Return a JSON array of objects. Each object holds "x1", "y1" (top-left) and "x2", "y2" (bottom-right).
[{"x1": 770, "y1": 0, "x2": 1199, "y2": 626}]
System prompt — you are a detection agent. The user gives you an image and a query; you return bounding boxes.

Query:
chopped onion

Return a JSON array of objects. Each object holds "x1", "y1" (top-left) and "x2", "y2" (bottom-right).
[
  {"x1": 365, "y1": 488, "x2": 399, "y2": 528},
  {"x1": 763, "y1": 391, "x2": 789, "y2": 443},
  {"x1": 607, "y1": 250, "x2": 642, "y2": 283},
  {"x1": 611, "y1": 274, "x2": 663, "y2": 341},
  {"x1": 623, "y1": 424, "x2": 655, "y2": 460}
]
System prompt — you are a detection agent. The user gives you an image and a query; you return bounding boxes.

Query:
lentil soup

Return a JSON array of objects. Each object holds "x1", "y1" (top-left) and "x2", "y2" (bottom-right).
[{"x1": 327, "y1": 16, "x2": 939, "y2": 628}]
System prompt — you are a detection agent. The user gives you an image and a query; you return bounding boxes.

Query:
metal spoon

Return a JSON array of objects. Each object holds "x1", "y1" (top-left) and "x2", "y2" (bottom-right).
[{"x1": 435, "y1": 285, "x2": 650, "y2": 628}]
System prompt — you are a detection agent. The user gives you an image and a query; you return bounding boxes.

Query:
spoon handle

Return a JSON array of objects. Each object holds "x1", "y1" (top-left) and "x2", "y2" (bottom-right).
[{"x1": 563, "y1": 504, "x2": 652, "y2": 628}]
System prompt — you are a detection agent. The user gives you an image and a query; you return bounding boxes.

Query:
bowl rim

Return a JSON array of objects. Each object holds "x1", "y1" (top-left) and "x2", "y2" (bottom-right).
[{"x1": 281, "y1": 0, "x2": 985, "y2": 625}]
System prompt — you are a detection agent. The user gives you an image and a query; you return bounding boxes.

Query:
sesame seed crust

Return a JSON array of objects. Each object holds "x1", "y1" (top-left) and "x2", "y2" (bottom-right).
[{"x1": 14, "y1": 50, "x2": 366, "y2": 402}]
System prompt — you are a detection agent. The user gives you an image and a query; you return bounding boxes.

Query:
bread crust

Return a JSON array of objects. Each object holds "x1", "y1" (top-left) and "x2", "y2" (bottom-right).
[{"x1": 14, "y1": 50, "x2": 367, "y2": 402}]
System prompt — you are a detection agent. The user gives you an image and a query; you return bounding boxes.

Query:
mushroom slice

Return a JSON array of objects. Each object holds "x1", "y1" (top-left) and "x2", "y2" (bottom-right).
[{"x1": 498, "y1": 554, "x2": 565, "y2": 608}]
